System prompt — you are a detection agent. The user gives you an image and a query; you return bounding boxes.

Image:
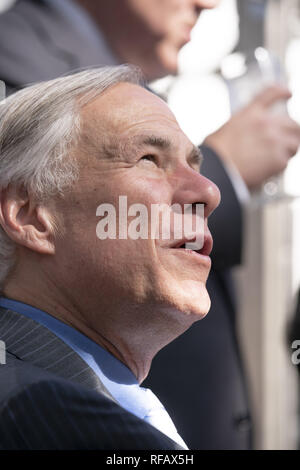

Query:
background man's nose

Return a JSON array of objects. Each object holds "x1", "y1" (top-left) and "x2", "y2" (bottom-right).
[{"x1": 193, "y1": 0, "x2": 220, "y2": 13}]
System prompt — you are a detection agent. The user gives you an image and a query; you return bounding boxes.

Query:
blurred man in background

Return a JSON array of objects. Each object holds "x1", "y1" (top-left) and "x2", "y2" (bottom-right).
[{"x1": 0, "y1": 0, "x2": 299, "y2": 449}]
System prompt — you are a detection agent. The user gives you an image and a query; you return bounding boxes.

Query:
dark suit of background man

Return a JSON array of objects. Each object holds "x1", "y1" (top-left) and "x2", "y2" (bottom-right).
[
  {"x1": 0, "y1": 65, "x2": 221, "y2": 449},
  {"x1": 0, "y1": 0, "x2": 299, "y2": 449}
]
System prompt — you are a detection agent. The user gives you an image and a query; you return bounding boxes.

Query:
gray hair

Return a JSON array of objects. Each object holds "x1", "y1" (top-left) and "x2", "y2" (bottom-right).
[{"x1": 0, "y1": 65, "x2": 143, "y2": 290}]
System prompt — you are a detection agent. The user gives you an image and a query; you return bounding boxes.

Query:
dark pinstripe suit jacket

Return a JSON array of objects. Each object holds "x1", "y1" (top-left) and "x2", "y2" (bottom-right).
[
  {"x1": 0, "y1": 0, "x2": 251, "y2": 448},
  {"x1": 0, "y1": 306, "x2": 183, "y2": 450}
]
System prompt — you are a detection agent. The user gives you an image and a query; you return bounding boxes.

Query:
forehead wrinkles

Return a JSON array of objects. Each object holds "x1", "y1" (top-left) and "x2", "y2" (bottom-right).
[
  {"x1": 77, "y1": 111, "x2": 121, "y2": 163},
  {"x1": 79, "y1": 105, "x2": 182, "y2": 162},
  {"x1": 78, "y1": 122, "x2": 144, "y2": 162},
  {"x1": 77, "y1": 87, "x2": 181, "y2": 162}
]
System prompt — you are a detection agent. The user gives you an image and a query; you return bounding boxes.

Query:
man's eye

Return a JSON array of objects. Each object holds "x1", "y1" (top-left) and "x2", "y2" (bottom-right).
[{"x1": 139, "y1": 154, "x2": 157, "y2": 165}]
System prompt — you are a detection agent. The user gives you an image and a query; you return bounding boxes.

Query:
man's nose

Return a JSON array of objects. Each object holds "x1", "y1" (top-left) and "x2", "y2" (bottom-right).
[
  {"x1": 171, "y1": 166, "x2": 221, "y2": 219},
  {"x1": 193, "y1": 0, "x2": 220, "y2": 13}
]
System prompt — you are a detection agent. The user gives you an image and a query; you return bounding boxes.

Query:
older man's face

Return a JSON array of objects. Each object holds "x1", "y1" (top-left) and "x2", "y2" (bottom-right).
[
  {"x1": 52, "y1": 83, "x2": 220, "y2": 331},
  {"x1": 124, "y1": 0, "x2": 220, "y2": 76}
]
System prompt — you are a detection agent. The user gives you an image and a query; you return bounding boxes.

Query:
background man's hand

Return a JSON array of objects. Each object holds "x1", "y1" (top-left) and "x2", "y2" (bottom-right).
[{"x1": 204, "y1": 85, "x2": 300, "y2": 189}]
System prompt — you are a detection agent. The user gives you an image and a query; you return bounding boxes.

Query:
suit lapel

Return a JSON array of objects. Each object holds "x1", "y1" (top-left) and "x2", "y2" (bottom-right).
[{"x1": 0, "y1": 307, "x2": 116, "y2": 402}]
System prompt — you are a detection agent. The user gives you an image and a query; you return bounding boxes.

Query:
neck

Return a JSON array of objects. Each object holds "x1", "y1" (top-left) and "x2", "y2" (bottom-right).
[{"x1": 3, "y1": 268, "x2": 188, "y2": 383}]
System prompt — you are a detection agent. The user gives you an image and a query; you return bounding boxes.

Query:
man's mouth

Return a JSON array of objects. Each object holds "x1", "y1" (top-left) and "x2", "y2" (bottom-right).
[{"x1": 167, "y1": 232, "x2": 213, "y2": 258}]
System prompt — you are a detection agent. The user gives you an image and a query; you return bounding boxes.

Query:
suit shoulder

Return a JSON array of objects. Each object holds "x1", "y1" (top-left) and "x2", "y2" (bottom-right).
[
  {"x1": 0, "y1": 0, "x2": 46, "y2": 51},
  {"x1": 0, "y1": 352, "x2": 115, "y2": 408},
  {"x1": 0, "y1": 354, "x2": 181, "y2": 450},
  {"x1": 0, "y1": 351, "x2": 69, "y2": 402},
  {"x1": 0, "y1": 0, "x2": 72, "y2": 86}
]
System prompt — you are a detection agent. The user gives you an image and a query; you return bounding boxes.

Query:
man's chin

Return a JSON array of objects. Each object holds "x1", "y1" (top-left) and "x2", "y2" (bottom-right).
[
  {"x1": 155, "y1": 47, "x2": 179, "y2": 78},
  {"x1": 170, "y1": 280, "x2": 211, "y2": 323}
]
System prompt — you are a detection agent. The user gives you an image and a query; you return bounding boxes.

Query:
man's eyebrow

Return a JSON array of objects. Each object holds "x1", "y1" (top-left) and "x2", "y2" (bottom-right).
[{"x1": 139, "y1": 135, "x2": 171, "y2": 150}]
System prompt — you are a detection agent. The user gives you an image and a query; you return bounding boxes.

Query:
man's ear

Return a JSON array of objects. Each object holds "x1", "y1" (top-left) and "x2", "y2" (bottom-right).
[{"x1": 0, "y1": 185, "x2": 56, "y2": 255}]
